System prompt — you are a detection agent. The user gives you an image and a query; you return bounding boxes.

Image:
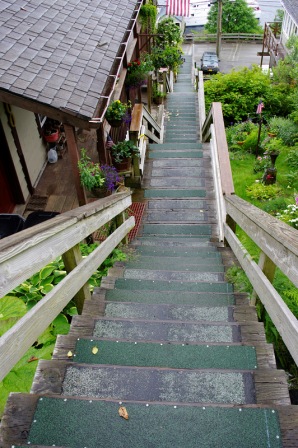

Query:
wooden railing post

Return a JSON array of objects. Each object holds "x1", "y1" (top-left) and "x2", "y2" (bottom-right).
[
  {"x1": 129, "y1": 104, "x2": 142, "y2": 184},
  {"x1": 250, "y1": 251, "x2": 276, "y2": 306},
  {"x1": 116, "y1": 211, "x2": 129, "y2": 245},
  {"x1": 62, "y1": 244, "x2": 91, "y2": 314}
]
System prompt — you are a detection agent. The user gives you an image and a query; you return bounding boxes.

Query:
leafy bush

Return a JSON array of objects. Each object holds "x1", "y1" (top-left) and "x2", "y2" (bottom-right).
[
  {"x1": 276, "y1": 199, "x2": 298, "y2": 229},
  {"x1": 262, "y1": 197, "x2": 288, "y2": 214},
  {"x1": 246, "y1": 182, "x2": 282, "y2": 200},
  {"x1": 0, "y1": 245, "x2": 127, "y2": 417},
  {"x1": 204, "y1": 66, "x2": 271, "y2": 122},
  {"x1": 268, "y1": 116, "x2": 298, "y2": 146},
  {"x1": 286, "y1": 148, "x2": 298, "y2": 169},
  {"x1": 253, "y1": 155, "x2": 271, "y2": 173}
]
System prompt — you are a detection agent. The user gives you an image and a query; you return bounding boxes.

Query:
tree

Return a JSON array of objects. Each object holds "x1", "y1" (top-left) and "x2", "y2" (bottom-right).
[
  {"x1": 155, "y1": 17, "x2": 183, "y2": 47},
  {"x1": 204, "y1": 66, "x2": 271, "y2": 122},
  {"x1": 205, "y1": 0, "x2": 262, "y2": 34}
]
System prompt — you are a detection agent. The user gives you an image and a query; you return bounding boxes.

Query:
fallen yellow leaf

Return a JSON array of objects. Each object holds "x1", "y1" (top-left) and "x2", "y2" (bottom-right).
[
  {"x1": 67, "y1": 351, "x2": 73, "y2": 358},
  {"x1": 92, "y1": 346, "x2": 99, "y2": 355},
  {"x1": 118, "y1": 406, "x2": 129, "y2": 420}
]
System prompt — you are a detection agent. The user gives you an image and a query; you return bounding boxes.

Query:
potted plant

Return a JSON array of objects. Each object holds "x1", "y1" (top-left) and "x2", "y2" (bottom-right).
[
  {"x1": 110, "y1": 140, "x2": 139, "y2": 171},
  {"x1": 105, "y1": 100, "x2": 131, "y2": 128},
  {"x1": 152, "y1": 85, "x2": 166, "y2": 105},
  {"x1": 263, "y1": 137, "x2": 283, "y2": 170},
  {"x1": 125, "y1": 54, "x2": 154, "y2": 88},
  {"x1": 78, "y1": 149, "x2": 121, "y2": 196}
]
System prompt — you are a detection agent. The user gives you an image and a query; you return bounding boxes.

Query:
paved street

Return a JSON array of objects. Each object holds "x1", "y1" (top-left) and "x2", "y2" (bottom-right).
[
  {"x1": 190, "y1": 41, "x2": 269, "y2": 73},
  {"x1": 184, "y1": 42, "x2": 270, "y2": 73}
]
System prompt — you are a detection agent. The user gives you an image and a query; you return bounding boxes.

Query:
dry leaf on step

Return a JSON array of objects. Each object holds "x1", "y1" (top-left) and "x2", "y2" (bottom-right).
[
  {"x1": 92, "y1": 346, "x2": 99, "y2": 355},
  {"x1": 118, "y1": 406, "x2": 129, "y2": 420}
]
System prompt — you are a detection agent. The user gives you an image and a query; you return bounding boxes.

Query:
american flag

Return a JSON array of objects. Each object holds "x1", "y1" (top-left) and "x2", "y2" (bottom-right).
[
  {"x1": 256, "y1": 100, "x2": 264, "y2": 114},
  {"x1": 166, "y1": 0, "x2": 190, "y2": 17}
]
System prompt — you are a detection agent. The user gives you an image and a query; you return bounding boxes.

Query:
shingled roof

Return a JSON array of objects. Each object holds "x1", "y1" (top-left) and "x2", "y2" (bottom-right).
[
  {"x1": 281, "y1": 0, "x2": 298, "y2": 25},
  {"x1": 0, "y1": 0, "x2": 140, "y2": 125}
]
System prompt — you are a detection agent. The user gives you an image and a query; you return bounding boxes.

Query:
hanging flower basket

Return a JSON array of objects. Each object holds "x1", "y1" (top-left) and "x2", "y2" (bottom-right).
[
  {"x1": 106, "y1": 118, "x2": 123, "y2": 128},
  {"x1": 105, "y1": 100, "x2": 131, "y2": 127}
]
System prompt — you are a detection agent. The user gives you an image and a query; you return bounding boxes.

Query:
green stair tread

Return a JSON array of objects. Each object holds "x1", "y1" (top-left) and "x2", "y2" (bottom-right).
[
  {"x1": 142, "y1": 223, "x2": 211, "y2": 235},
  {"x1": 105, "y1": 289, "x2": 236, "y2": 306},
  {"x1": 144, "y1": 189, "x2": 206, "y2": 198},
  {"x1": 62, "y1": 365, "x2": 254, "y2": 404},
  {"x1": 74, "y1": 339, "x2": 257, "y2": 370},
  {"x1": 93, "y1": 318, "x2": 240, "y2": 343},
  {"x1": 133, "y1": 246, "x2": 218, "y2": 255},
  {"x1": 148, "y1": 151, "x2": 203, "y2": 158},
  {"x1": 125, "y1": 261, "x2": 224, "y2": 271},
  {"x1": 27, "y1": 399, "x2": 282, "y2": 448},
  {"x1": 149, "y1": 143, "x2": 202, "y2": 149},
  {"x1": 114, "y1": 278, "x2": 233, "y2": 293}
]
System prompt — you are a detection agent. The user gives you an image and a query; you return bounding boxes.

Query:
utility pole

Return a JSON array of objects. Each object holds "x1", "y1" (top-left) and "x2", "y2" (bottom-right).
[{"x1": 216, "y1": 0, "x2": 223, "y2": 58}]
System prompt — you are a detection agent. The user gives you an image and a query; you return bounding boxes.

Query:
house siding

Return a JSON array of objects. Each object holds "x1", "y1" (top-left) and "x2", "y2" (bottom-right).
[{"x1": 0, "y1": 103, "x2": 47, "y2": 201}]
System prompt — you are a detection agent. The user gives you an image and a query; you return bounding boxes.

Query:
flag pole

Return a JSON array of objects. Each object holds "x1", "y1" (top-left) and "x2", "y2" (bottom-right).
[{"x1": 255, "y1": 100, "x2": 264, "y2": 158}]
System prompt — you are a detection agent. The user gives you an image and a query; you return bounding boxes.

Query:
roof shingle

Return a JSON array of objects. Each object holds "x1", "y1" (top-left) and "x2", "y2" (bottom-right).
[{"x1": 0, "y1": 0, "x2": 138, "y2": 120}]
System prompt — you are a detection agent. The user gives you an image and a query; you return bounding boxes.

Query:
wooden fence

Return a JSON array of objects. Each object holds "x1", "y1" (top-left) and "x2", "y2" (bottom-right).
[
  {"x1": 0, "y1": 192, "x2": 134, "y2": 381},
  {"x1": 199, "y1": 74, "x2": 298, "y2": 366}
]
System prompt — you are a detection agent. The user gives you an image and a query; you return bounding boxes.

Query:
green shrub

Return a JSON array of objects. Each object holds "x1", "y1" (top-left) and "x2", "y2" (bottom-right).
[
  {"x1": 253, "y1": 155, "x2": 271, "y2": 173},
  {"x1": 262, "y1": 197, "x2": 288, "y2": 214},
  {"x1": 286, "y1": 148, "x2": 298, "y2": 169},
  {"x1": 268, "y1": 116, "x2": 298, "y2": 146},
  {"x1": 246, "y1": 182, "x2": 282, "y2": 200}
]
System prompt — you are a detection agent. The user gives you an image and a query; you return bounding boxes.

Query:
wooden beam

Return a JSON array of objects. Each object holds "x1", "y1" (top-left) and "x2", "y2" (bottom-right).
[
  {"x1": 0, "y1": 90, "x2": 99, "y2": 130},
  {"x1": 62, "y1": 243, "x2": 91, "y2": 313},
  {"x1": 0, "y1": 193, "x2": 132, "y2": 297},
  {"x1": 224, "y1": 222, "x2": 298, "y2": 366},
  {"x1": 64, "y1": 124, "x2": 87, "y2": 207},
  {"x1": 225, "y1": 194, "x2": 298, "y2": 287}
]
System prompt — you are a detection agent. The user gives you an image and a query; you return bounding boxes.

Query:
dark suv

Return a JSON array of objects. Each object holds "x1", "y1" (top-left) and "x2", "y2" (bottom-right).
[{"x1": 200, "y1": 51, "x2": 219, "y2": 74}]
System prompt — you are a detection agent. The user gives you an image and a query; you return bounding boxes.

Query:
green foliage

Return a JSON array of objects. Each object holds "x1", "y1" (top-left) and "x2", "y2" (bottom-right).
[
  {"x1": 78, "y1": 148, "x2": 105, "y2": 190},
  {"x1": 286, "y1": 149, "x2": 298, "y2": 169},
  {"x1": 151, "y1": 45, "x2": 183, "y2": 71},
  {"x1": 226, "y1": 265, "x2": 253, "y2": 294},
  {"x1": 246, "y1": 182, "x2": 282, "y2": 200},
  {"x1": 276, "y1": 199, "x2": 298, "y2": 229},
  {"x1": 139, "y1": 1, "x2": 157, "y2": 32},
  {"x1": 253, "y1": 155, "x2": 271, "y2": 173},
  {"x1": 0, "y1": 244, "x2": 127, "y2": 417},
  {"x1": 126, "y1": 54, "x2": 154, "y2": 87},
  {"x1": 268, "y1": 116, "x2": 298, "y2": 146},
  {"x1": 111, "y1": 140, "x2": 139, "y2": 163},
  {"x1": 262, "y1": 197, "x2": 288, "y2": 215},
  {"x1": 204, "y1": 66, "x2": 271, "y2": 122},
  {"x1": 155, "y1": 17, "x2": 182, "y2": 47},
  {"x1": 205, "y1": 0, "x2": 262, "y2": 34}
]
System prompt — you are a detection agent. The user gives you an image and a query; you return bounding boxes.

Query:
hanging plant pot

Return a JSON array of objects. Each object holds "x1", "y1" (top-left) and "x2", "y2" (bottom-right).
[
  {"x1": 268, "y1": 132, "x2": 277, "y2": 138},
  {"x1": 112, "y1": 157, "x2": 132, "y2": 172},
  {"x1": 107, "y1": 118, "x2": 123, "y2": 128},
  {"x1": 90, "y1": 188, "x2": 111, "y2": 198}
]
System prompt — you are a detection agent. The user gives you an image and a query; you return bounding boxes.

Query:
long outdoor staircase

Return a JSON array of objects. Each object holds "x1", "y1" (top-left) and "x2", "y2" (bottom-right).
[{"x1": 1, "y1": 55, "x2": 297, "y2": 447}]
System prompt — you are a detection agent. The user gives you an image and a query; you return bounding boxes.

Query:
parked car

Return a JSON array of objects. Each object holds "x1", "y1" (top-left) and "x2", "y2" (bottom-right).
[{"x1": 200, "y1": 51, "x2": 220, "y2": 74}]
